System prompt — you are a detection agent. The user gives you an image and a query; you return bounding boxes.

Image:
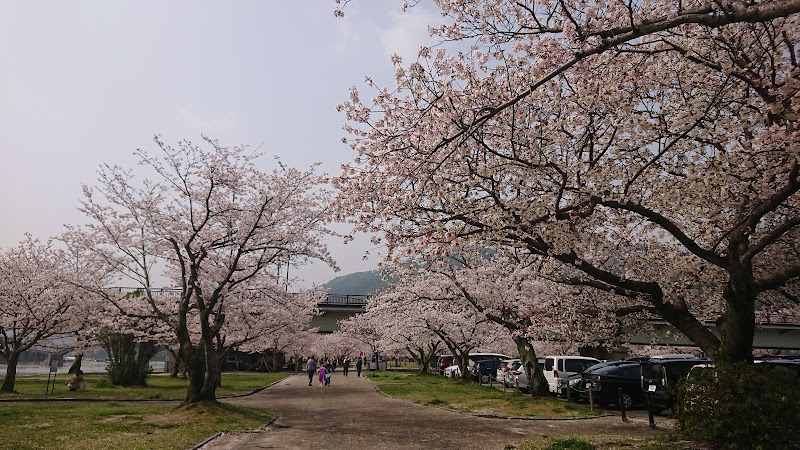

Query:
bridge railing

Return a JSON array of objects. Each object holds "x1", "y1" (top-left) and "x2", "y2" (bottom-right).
[
  {"x1": 319, "y1": 294, "x2": 369, "y2": 306},
  {"x1": 760, "y1": 314, "x2": 800, "y2": 325},
  {"x1": 109, "y1": 288, "x2": 371, "y2": 307}
]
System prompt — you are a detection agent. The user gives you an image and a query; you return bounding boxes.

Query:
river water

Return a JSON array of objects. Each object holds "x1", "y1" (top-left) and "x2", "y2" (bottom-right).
[{"x1": 0, "y1": 360, "x2": 166, "y2": 376}]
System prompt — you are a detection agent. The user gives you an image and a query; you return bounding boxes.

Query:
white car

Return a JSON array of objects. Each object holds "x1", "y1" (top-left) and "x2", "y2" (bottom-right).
[
  {"x1": 443, "y1": 364, "x2": 461, "y2": 378},
  {"x1": 543, "y1": 356, "x2": 601, "y2": 394}
]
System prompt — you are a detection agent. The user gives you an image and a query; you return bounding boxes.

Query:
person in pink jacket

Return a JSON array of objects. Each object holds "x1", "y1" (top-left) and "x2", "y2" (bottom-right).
[{"x1": 317, "y1": 363, "x2": 327, "y2": 387}]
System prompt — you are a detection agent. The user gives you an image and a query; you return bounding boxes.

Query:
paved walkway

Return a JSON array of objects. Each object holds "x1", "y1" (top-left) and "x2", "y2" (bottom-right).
[{"x1": 198, "y1": 373, "x2": 672, "y2": 450}]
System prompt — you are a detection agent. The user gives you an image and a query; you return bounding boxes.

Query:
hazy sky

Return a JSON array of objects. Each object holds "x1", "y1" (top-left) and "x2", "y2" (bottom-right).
[{"x1": 0, "y1": 1, "x2": 444, "y2": 289}]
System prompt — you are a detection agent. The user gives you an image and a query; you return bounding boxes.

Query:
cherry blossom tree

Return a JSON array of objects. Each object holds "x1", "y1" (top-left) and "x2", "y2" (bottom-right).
[
  {"x1": 335, "y1": 0, "x2": 800, "y2": 364},
  {"x1": 408, "y1": 249, "x2": 630, "y2": 394},
  {"x1": 235, "y1": 289, "x2": 322, "y2": 371},
  {"x1": 66, "y1": 135, "x2": 336, "y2": 403},
  {"x1": 356, "y1": 271, "x2": 513, "y2": 380},
  {"x1": 344, "y1": 292, "x2": 444, "y2": 372},
  {"x1": 0, "y1": 235, "x2": 88, "y2": 392}
]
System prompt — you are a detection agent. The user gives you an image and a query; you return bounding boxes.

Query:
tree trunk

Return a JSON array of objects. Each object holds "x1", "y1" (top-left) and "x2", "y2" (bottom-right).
[
  {"x1": 168, "y1": 348, "x2": 181, "y2": 378},
  {"x1": 183, "y1": 341, "x2": 221, "y2": 403},
  {"x1": 0, "y1": 352, "x2": 20, "y2": 393},
  {"x1": 514, "y1": 336, "x2": 548, "y2": 396},
  {"x1": 419, "y1": 350, "x2": 433, "y2": 374},
  {"x1": 717, "y1": 268, "x2": 757, "y2": 364}
]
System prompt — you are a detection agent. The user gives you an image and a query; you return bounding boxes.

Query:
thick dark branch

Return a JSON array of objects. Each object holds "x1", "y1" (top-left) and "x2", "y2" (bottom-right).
[
  {"x1": 757, "y1": 262, "x2": 800, "y2": 292},
  {"x1": 743, "y1": 161, "x2": 800, "y2": 262},
  {"x1": 615, "y1": 304, "x2": 659, "y2": 317},
  {"x1": 595, "y1": 197, "x2": 727, "y2": 267},
  {"x1": 557, "y1": 276, "x2": 642, "y2": 299},
  {"x1": 745, "y1": 216, "x2": 800, "y2": 262}
]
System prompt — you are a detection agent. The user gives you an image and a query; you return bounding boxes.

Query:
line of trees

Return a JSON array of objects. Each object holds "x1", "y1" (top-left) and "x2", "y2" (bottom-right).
[{"x1": 0, "y1": 136, "x2": 338, "y2": 403}]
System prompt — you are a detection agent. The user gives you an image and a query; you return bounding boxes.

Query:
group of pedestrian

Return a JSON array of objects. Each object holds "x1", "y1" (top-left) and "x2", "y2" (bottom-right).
[
  {"x1": 306, "y1": 356, "x2": 335, "y2": 387},
  {"x1": 341, "y1": 356, "x2": 364, "y2": 377},
  {"x1": 306, "y1": 355, "x2": 366, "y2": 387}
]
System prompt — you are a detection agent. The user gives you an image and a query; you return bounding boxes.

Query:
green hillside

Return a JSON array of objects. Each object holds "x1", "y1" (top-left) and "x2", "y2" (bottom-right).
[{"x1": 322, "y1": 271, "x2": 387, "y2": 295}]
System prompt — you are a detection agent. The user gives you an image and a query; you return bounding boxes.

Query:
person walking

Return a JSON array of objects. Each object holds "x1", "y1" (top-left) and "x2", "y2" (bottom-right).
[
  {"x1": 317, "y1": 363, "x2": 327, "y2": 387},
  {"x1": 356, "y1": 356, "x2": 363, "y2": 378},
  {"x1": 306, "y1": 356, "x2": 317, "y2": 386},
  {"x1": 324, "y1": 361, "x2": 333, "y2": 386},
  {"x1": 342, "y1": 357, "x2": 351, "y2": 377}
]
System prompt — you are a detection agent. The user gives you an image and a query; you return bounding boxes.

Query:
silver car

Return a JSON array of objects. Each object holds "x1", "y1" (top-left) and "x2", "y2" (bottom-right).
[
  {"x1": 514, "y1": 359, "x2": 545, "y2": 393},
  {"x1": 497, "y1": 359, "x2": 520, "y2": 387}
]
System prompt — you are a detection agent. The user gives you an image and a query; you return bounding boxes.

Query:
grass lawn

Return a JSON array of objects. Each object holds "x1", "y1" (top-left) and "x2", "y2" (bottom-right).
[
  {"x1": 511, "y1": 435, "x2": 686, "y2": 450},
  {"x1": 366, "y1": 372, "x2": 601, "y2": 418},
  {"x1": 0, "y1": 401, "x2": 271, "y2": 450},
  {"x1": 0, "y1": 371, "x2": 288, "y2": 449},
  {"x1": 0, "y1": 371, "x2": 289, "y2": 400}
]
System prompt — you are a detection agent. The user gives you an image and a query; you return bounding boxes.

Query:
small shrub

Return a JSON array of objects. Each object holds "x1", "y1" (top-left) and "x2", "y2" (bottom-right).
[
  {"x1": 543, "y1": 437, "x2": 597, "y2": 450},
  {"x1": 675, "y1": 362, "x2": 800, "y2": 449}
]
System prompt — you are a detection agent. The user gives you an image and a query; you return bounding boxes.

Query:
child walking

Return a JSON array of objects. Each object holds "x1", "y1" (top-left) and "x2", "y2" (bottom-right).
[{"x1": 317, "y1": 363, "x2": 327, "y2": 387}]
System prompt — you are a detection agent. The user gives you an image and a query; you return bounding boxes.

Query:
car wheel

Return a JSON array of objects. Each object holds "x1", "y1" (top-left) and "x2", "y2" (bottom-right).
[
  {"x1": 480, "y1": 374, "x2": 491, "y2": 384},
  {"x1": 618, "y1": 392, "x2": 633, "y2": 410}
]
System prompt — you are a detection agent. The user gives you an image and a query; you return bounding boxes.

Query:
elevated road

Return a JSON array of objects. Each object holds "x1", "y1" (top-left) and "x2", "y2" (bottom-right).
[
  {"x1": 310, "y1": 294, "x2": 368, "y2": 333},
  {"x1": 311, "y1": 295, "x2": 800, "y2": 349},
  {"x1": 626, "y1": 317, "x2": 800, "y2": 350}
]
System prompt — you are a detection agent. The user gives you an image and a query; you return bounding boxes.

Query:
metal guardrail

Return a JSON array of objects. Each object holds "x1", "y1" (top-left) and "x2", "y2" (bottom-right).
[
  {"x1": 112, "y1": 288, "x2": 370, "y2": 307},
  {"x1": 113, "y1": 287, "x2": 182, "y2": 297},
  {"x1": 319, "y1": 294, "x2": 369, "y2": 306},
  {"x1": 760, "y1": 314, "x2": 799, "y2": 325}
]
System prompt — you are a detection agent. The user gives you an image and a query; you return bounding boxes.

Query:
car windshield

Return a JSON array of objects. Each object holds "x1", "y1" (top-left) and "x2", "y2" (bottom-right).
[
  {"x1": 565, "y1": 359, "x2": 598, "y2": 372},
  {"x1": 597, "y1": 364, "x2": 640, "y2": 377},
  {"x1": 583, "y1": 362, "x2": 608, "y2": 373}
]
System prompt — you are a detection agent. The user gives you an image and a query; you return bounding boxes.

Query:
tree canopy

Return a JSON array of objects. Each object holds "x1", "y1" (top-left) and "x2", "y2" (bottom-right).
[{"x1": 334, "y1": 0, "x2": 800, "y2": 363}]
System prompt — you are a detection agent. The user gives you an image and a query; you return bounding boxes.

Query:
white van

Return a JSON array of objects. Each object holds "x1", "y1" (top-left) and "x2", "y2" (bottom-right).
[{"x1": 543, "y1": 356, "x2": 601, "y2": 394}]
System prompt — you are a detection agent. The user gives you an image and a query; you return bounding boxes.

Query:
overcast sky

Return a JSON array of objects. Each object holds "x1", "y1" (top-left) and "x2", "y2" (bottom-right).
[{"x1": 0, "y1": 1, "x2": 444, "y2": 289}]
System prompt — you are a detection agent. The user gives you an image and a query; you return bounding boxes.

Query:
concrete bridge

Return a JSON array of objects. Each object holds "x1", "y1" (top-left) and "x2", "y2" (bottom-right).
[
  {"x1": 310, "y1": 296, "x2": 800, "y2": 350},
  {"x1": 626, "y1": 317, "x2": 800, "y2": 350},
  {"x1": 311, "y1": 294, "x2": 369, "y2": 333}
]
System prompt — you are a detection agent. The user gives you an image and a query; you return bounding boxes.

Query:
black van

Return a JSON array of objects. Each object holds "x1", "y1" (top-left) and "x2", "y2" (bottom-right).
[{"x1": 640, "y1": 357, "x2": 710, "y2": 413}]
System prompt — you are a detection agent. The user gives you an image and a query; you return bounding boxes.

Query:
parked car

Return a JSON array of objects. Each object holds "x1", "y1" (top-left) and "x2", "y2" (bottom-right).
[
  {"x1": 565, "y1": 361, "x2": 621, "y2": 398},
  {"x1": 578, "y1": 362, "x2": 643, "y2": 409},
  {"x1": 514, "y1": 358, "x2": 546, "y2": 393},
  {"x1": 443, "y1": 364, "x2": 461, "y2": 378},
  {"x1": 496, "y1": 359, "x2": 520, "y2": 387},
  {"x1": 559, "y1": 360, "x2": 634, "y2": 399},
  {"x1": 471, "y1": 359, "x2": 504, "y2": 383},
  {"x1": 543, "y1": 356, "x2": 601, "y2": 394},
  {"x1": 466, "y1": 353, "x2": 510, "y2": 371},
  {"x1": 556, "y1": 373, "x2": 583, "y2": 398},
  {"x1": 641, "y1": 357, "x2": 710, "y2": 413},
  {"x1": 504, "y1": 360, "x2": 523, "y2": 388},
  {"x1": 437, "y1": 355, "x2": 454, "y2": 375},
  {"x1": 648, "y1": 353, "x2": 700, "y2": 360}
]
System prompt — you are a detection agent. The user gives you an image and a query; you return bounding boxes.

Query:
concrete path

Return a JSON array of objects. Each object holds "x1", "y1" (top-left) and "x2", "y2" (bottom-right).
[{"x1": 197, "y1": 373, "x2": 672, "y2": 450}]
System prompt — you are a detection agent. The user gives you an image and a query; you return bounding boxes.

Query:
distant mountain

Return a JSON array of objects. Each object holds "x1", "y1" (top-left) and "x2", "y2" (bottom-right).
[{"x1": 323, "y1": 271, "x2": 387, "y2": 295}]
